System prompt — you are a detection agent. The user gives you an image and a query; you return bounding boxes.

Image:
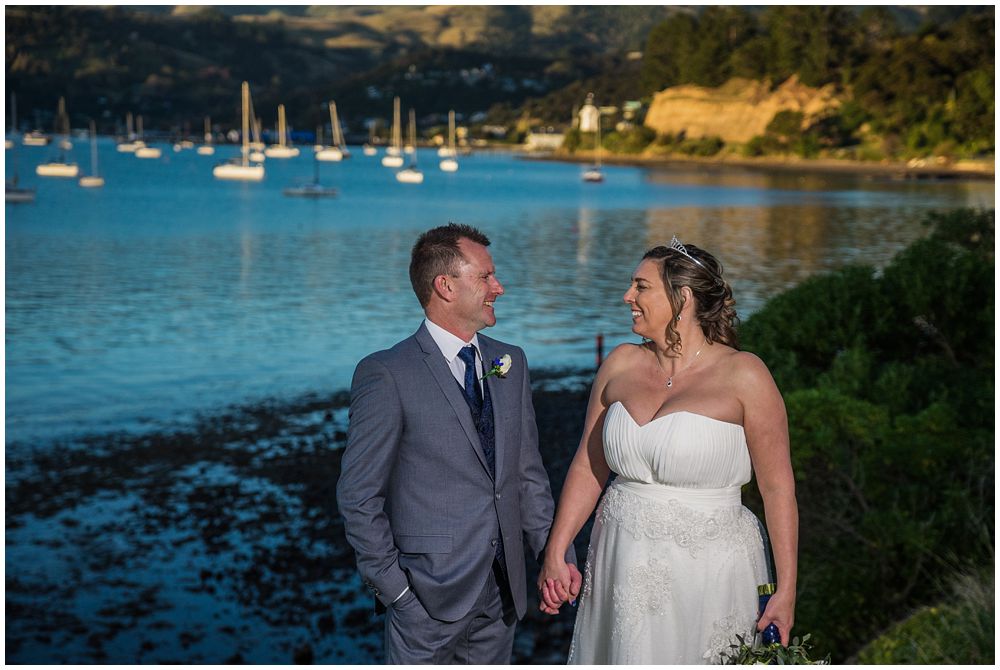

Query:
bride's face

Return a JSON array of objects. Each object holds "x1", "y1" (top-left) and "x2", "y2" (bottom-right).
[{"x1": 624, "y1": 259, "x2": 673, "y2": 341}]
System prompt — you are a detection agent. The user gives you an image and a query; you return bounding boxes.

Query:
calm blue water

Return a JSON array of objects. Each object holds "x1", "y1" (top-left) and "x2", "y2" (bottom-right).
[{"x1": 5, "y1": 139, "x2": 994, "y2": 445}]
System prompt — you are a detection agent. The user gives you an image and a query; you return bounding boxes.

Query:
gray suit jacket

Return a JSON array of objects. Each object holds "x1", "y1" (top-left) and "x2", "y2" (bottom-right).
[{"x1": 337, "y1": 323, "x2": 564, "y2": 622}]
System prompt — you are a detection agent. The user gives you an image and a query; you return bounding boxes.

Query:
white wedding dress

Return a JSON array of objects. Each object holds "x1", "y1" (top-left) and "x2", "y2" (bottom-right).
[{"x1": 568, "y1": 401, "x2": 769, "y2": 665}]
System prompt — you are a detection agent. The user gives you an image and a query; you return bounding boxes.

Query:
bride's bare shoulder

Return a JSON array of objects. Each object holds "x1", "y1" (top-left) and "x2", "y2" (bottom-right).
[
  {"x1": 721, "y1": 349, "x2": 778, "y2": 387},
  {"x1": 601, "y1": 342, "x2": 646, "y2": 370}
]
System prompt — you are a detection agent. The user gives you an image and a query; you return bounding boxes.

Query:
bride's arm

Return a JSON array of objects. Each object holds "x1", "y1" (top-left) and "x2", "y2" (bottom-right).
[
  {"x1": 739, "y1": 352, "x2": 798, "y2": 645},
  {"x1": 536, "y1": 350, "x2": 618, "y2": 612}
]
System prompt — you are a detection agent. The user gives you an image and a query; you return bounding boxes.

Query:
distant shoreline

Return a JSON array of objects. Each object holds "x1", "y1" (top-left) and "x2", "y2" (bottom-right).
[{"x1": 514, "y1": 149, "x2": 996, "y2": 181}]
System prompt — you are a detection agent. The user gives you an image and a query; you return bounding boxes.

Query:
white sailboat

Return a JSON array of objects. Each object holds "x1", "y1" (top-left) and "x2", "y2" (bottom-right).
[
  {"x1": 36, "y1": 96, "x2": 79, "y2": 177},
  {"x1": 6, "y1": 93, "x2": 36, "y2": 202},
  {"x1": 439, "y1": 109, "x2": 459, "y2": 172},
  {"x1": 5, "y1": 93, "x2": 14, "y2": 150},
  {"x1": 213, "y1": 81, "x2": 265, "y2": 181},
  {"x1": 6, "y1": 92, "x2": 18, "y2": 150},
  {"x1": 22, "y1": 131, "x2": 49, "y2": 146},
  {"x1": 382, "y1": 97, "x2": 405, "y2": 167},
  {"x1": 362, "y1": 121, "x2": 378, "y2": 156},
  {"x1": 396, "y1": 108, "x2": 424, "y2": 184},
  {"x1": 582, "y1": 99, "x2": 604, "y2": 183},
  {"x1": 117, "y1": 112, "x2": 143, "y2": 152},
  {"x1": 197, "y1": 116, "x2": 215, "y2": 155},
  {"x1": 79, "y1": 119, "x2": 105, "y2": 188},
  {"x1": 317, "y1": 101, "x2": 345, "y2": 161},
  {"x1": 265, "y1": 104, "x2": 300, "y2": 158},
  {"x1": 249, "y1": 117, "x2": 266, "y2": 162},
  {"x1": 284, "y1": 153, "x2": 338, "y2": 198},
  {"x1": 134, "y1": 116, "x2": 162, "y2": 158}
]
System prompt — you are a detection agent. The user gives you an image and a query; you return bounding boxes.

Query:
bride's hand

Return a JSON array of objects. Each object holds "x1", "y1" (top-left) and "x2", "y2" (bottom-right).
[
  {"x1": 536, "y1": 558, "x2": 573, "y2": 614},
  {"x1": 757, "y1": 588, "x2": 795, "y2": 646}
]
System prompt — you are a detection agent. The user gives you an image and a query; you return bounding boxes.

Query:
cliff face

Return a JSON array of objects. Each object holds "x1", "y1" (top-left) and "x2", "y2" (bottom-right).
[{"x1": 643, "y1": 76, "x2": 843, "y2": 143}]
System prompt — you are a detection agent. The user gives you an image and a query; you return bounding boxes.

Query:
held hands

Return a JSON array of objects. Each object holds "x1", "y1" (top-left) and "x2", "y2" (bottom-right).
[
  {"x1": 536, "y1": 558, "x2": 582, "y2": 615},
  {"x1": 757, "y1": 588, "x2": 795, "y2": 646}
]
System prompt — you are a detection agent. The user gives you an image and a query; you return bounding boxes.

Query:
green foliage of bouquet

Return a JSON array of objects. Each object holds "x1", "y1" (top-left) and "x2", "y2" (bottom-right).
[{"x1": 720, "y1": 633, "x2": 831, "y2": 665}]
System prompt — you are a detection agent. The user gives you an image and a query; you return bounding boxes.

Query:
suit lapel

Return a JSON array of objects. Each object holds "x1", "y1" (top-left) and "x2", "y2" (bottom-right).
[{"x1": 414, "y1": 324, "x2": 491, "y2": 475}]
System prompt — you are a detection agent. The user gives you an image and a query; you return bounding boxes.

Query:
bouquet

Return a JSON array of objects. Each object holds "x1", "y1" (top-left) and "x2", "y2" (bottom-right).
[{"x1": 719, "y1": 633, "x2": 830, "y2": 665}]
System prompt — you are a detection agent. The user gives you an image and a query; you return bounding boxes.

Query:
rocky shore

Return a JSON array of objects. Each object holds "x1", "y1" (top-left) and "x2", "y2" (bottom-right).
[
  {"x1": 4, "y1": 370, "x2": 593, "y2": 664},
  {"x1": 520, "y1": 149, "x2": 995, "y2": 181}
]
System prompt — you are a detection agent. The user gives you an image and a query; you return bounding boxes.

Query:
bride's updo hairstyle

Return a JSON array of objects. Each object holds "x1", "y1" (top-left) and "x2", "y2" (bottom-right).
[{"x1": 642, "y1": 241, "x2": 739, "y2": 353}]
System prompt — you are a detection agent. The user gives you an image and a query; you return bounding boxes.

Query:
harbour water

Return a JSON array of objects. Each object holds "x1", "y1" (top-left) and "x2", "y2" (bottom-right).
[{"x1": 5, "y1": 139, "x2": 994, "y2": 446}]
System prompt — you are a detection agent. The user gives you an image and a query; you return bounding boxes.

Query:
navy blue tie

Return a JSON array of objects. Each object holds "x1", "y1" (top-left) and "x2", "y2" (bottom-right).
[
  {"x1": 458, "y1": 345, "x2": 483, "y2": 419},
  {"x1": 457, "y1": 346, "x2": 504, "y2": 569}
]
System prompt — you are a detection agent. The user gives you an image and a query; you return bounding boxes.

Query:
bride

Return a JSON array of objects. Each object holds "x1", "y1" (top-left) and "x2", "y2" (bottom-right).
[{"x1": 538, "y1": 238, "x2": 798, "y2": 664}]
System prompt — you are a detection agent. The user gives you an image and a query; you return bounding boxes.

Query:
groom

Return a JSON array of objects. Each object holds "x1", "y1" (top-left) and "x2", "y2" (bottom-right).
[{"x1": 337, "y1": 223, "x2": 578, "y2": 663}]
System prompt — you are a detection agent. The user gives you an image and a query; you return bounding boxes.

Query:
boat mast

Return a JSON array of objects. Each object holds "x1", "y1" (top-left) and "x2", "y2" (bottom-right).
[
  {"x1": 448, "y1": 109, "x2": 456, "y2": 152},
  {"x1": 278, "y1": 104, "x2": 287, "y2": 148},
  {"x1": 241, "y1": 81, "x2": 250, "y2": 167},
  {"x1": 393, "y1": 97, "x2": 401, "y2": 152},
  {"x1": 89, "y1": 119, "x2": 99, "y2": 175},
  {"x1": 408, "y1": 108, "x2": 417, "y2": 166}
]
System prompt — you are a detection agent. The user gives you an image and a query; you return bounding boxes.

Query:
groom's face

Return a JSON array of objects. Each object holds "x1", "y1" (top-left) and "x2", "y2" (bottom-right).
[{"x1": 452, "y1": 238, "x2": 505, "y2": 333}]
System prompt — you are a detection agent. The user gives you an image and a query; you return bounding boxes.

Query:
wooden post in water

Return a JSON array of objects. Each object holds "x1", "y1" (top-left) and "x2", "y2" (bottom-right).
[{"x1": 596, "y1": 333, "x2": 604, "y2": 369}]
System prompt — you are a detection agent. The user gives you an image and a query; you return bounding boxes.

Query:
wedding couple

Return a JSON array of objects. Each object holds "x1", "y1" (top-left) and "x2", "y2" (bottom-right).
[{"x1": 337, "y1": 223, "x2": 798, "y2": 664}]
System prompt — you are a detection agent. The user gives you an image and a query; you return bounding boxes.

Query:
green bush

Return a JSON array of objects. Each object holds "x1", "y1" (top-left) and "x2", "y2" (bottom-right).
[
  {"x1": 739, "y1": 208, "x2": 995, "y2": 661},
  {"x1": 856, "y1": 569, "x2": 994, "y2": 664},
  {"x1": 601, "y1": 125, "x2": 656, "y2": 154}
]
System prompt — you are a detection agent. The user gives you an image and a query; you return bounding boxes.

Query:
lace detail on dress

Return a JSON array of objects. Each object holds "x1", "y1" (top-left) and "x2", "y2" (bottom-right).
[
  {"x1": 580, "y1": 542, "x2": 596, "y2": 602},
  {"x1": 702, "y1": 609, "x2": 757, "y2": 663},
  {"x1": 599, "y1": 484, "x2": 761, "y2": 559},
  {"x1": 610, "y1": 557, "x2": 673, "y2": 662}
]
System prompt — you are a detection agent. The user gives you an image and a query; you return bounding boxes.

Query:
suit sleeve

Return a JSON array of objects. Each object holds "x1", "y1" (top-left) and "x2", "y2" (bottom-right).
[
  {"x1": 516, "y1": 348, "x2": 578, "y2": 567},
  {"x1": 336, "y1": 355, "x2": 410, "y2": 607}
]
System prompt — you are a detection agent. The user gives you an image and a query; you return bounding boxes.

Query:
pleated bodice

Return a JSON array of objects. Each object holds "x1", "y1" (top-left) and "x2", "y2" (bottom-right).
[{"x1": 603, "y1": 400, "x2": 751, "y2": 489}]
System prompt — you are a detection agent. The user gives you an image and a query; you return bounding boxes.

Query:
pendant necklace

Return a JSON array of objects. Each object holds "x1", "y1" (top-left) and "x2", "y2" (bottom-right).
[{"x1": 656, "y1": 346, "x2": 704, "y2": 389}]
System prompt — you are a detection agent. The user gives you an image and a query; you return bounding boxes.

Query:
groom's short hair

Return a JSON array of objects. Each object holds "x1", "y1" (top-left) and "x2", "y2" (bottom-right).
[{"x1": 410, "y1": 223, "x2": 491, "y2": 307}]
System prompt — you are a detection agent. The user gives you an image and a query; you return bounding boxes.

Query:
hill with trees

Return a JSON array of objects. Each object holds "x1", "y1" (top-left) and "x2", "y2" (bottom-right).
[{"x1": 5, "y1": 5, "x2": 993, "y2": 160}]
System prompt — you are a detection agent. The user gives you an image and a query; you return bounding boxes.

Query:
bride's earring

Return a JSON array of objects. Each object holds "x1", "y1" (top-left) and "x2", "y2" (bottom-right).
[{"x1": 675, "y1": 315, "x2": 682, "y2": 322}]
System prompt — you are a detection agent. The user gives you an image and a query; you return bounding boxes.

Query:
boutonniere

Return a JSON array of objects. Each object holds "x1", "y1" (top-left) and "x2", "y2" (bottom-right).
[{"x1": 482, "y1": 354, "x2": 512, "y2": 381}]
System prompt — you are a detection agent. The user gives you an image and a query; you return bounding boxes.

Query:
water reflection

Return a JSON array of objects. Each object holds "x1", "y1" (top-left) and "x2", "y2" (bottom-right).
[{"x1": 5, "y1": 146, "x2": 993, "y2": 444}]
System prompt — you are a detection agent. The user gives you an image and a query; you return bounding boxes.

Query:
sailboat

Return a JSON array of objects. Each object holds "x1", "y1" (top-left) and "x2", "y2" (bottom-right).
[
  {"x1": 396, "y1": 108, "x2": 424, "y2": 184},
  {"x1": 265, "y1": 104, "x2": 300, "y2": 158},
  {"x1": 362, "y1": 121, "x2": 378, "y2": 156},
  {"x1": 213, "y1": 81, "x2": 265, "y2": 181},
  {"x1": 381, "y1": 97, "x2": 404, "y2": 167},
  {"x1": 117, "y1": 112, "x2": 143, "y2": 152},
  {"x1": 6, "y1": 93, "x2": 36, "y2": 202},
  {"x1": 439, "y1": 110, "x2": 459, "y2": 172},
  {"x1": 317, "y1": 101, "x2": 345, "y2": 161},
  {"x1": 36, "y1": 96, "x2": 79, "y2": 177},
  {"x1": 332, "y1": 102, "x2": 350, "y2": 159},
  {"x1": 79, "y1": 120, "x2": 105, "y2": 188},
  {"x1": 197, "y1": 116, "x2": 215, "y2": 155},
  {"x1": 582, "y1": 100, "x2": 604, "y2": 183},
  {"x1": 5, "y1": 93, "x2": 14, "y2": 150},
  {"x1": 284, "y1": 152, "x2": 338, "y2": 198},
  {"x1": 249, "y1": 117, "x2": 266, "y2": 162},
  {"x1": 134, "y1": 116, "x2": 162, "y2": 158}
]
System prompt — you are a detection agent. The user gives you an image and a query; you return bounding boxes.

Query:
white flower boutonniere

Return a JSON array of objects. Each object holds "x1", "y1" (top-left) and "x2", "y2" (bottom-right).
[{"x1": 482, "y1": 354, "x2": 512, "y2": 381}]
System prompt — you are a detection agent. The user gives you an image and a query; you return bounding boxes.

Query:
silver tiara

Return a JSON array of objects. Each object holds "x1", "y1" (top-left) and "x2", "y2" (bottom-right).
[{"x1": 668, "y1": 235, "x2": 707, "y2": 270}]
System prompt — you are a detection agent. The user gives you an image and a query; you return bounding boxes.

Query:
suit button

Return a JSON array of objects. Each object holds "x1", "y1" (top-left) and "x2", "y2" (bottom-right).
[{"x1": 495, "y1": 493, "x2": 501, "y2": 500}]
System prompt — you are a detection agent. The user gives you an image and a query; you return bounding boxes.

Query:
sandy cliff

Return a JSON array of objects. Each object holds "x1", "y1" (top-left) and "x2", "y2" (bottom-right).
[{"x1": 644, "y1": 76, "x2": 843, "y2": 143}]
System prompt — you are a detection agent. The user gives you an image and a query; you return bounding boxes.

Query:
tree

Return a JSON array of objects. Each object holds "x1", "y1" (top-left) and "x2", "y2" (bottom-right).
[{"x1": 640, "y1": 13, "x2": 697, "y2": 93}]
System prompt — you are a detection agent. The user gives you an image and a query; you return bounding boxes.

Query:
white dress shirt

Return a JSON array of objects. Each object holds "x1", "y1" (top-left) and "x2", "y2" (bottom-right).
[{"x1": 423, "y1": 317, "x2": 484, "y2": 393}]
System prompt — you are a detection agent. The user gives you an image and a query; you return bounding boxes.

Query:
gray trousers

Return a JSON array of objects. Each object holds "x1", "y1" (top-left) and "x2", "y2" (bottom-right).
[{"x1": 385, "y1": 565, "x2": 517, "y2": 664}]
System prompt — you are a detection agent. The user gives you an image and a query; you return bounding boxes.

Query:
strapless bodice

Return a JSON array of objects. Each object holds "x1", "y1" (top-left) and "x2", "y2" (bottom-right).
[{"x1": 602, "y1": 400, "x2": 751, "y2": 488}]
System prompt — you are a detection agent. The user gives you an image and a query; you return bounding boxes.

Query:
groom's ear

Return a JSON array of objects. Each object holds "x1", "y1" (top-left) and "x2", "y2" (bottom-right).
[{"x1": 432, "y1": 274, "x2": 453, "y2": 302}]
